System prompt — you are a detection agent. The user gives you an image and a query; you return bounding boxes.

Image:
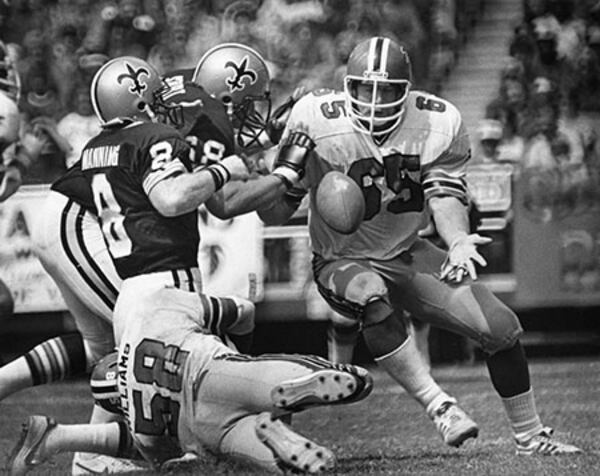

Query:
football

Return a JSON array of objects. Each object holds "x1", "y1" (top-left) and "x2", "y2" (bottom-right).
[{"x1": 315, "y1": 171, "x2": 365, "y2": 234}]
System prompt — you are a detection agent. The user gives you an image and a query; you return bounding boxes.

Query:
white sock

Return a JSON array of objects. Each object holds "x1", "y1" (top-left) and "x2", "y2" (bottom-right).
[
  {"x1": 501, "y1": 388, "x2": 543, "y2": 441},
  {"x1": 47, "y1": 422, "x2": 124, "y2": 456},
  {"x1": 376, "y1": 336, "x2": 452, "y2": 416}
]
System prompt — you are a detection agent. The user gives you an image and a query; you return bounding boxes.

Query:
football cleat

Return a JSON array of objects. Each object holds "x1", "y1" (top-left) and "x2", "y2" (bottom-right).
[
  {"x1": 7, "y1": 415, "x2": 57, "y2": 476},
  {"x1": 271, "y1": 362, "x2": 372, "y2": 411},
  {"x1": 431, "y1": 401, "x2": 479, "y2": 447},
  {"x1": 516, "y1": 427, "x2": 582, "y2": 456},
  {"x1": 255, "y1": 412, "x2": 335, "y2": 474},
  {"x1": 72, "y1": 452, "x2": 149, "y2": 475}
]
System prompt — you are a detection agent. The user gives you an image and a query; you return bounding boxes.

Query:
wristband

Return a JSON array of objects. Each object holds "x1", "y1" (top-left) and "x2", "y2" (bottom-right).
[
  {"x1": 207, "y1": 163, "x2": 231, "y2": 191},
  {"x1": 272, "y1": 166, "x2": 299, "y2": 189}
]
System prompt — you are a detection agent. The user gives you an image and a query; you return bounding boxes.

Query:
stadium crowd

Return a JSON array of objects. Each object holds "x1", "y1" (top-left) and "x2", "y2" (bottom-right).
[
  {"x1": 472, "y1": 0, "x2": 600, "y2": 221},
  {"x1": 0, "y1": 0, "x2": 482, "y2": 185},
  {"x1": 0, "y1": 0, "x2": 591, "y2": 474}
]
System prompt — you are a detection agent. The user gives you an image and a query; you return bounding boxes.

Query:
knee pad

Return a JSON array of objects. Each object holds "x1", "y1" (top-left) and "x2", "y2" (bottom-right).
[
  {"x1": 318, "y1": 266, "x2": 388, "y2": 322},
  {"x1": 362, "y1": 298, "x2": 395, "y2": 327},
  {"x1": 345, "y1": 270, "x2": 388, "y2": 309}
]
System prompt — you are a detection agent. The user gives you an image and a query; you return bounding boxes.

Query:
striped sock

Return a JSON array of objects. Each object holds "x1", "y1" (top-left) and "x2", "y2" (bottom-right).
[
  {"x1": 24, "y1": 333, "x2": 87, "y2": 385},
  {"x1": 0, "y1": 333, "x2": 86, "y2": 400}
]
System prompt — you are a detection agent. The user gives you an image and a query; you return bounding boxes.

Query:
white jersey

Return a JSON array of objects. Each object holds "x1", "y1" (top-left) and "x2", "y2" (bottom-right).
[{"x1": 283, "y1": 89, "x2": 470, "y2": 261}]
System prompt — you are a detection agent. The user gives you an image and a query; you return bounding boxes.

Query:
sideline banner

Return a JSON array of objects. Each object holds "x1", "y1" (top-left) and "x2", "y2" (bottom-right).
[
  {"x1": 0, "y1": 186, "x2": 264, "y2": 314},
  {"x1": 513, "y1": 169, "x2": 600, "y2": 308}
]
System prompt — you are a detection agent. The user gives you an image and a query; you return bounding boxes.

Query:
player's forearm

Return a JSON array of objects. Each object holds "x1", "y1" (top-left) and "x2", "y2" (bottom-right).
[
  {"x1": 257, "y1": 196, "x2": 299, "y2": 225},
  {"x1": 428, "y1": 195, "x2": 470, "y2": 249},
  {"x1": 150, "y1": 168, "x2": 222, "y2": 216},
  {"x1": 207, "y1": 175, "x2": 288, "y2": 219}
]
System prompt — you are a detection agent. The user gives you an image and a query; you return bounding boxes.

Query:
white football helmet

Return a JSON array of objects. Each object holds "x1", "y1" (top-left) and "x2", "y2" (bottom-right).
[
  {"x1": 90, "y1": 56, "x2": 174, "y2": 125},
  {"x1": 192, "y1": 43, "x2": 271, "y2": 148},
  {"x1": 344, "y1": 37, "x2": 412, "y2": 140}
]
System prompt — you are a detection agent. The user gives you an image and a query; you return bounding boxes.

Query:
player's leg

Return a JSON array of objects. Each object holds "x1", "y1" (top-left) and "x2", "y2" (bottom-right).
[
  {"x1": 313, "y1": 255, "x2": 478, "y2": 448},
  {"x1": 220, "y1": 412, "x2": 335, "y2": 474},
  {"x1": 0, "y1": 330, "x2": 86, "y2": 401},
  {"x1": 390, "y1": 238, "x2": 581, "y2": 454},
  {"x1": 7, "y1": 417, "x2": 140, "y2": 476},
  {"x1": 199, "y1": 352, "x2": 372, "y2": 416},
  {"x1": 0, "y1": 193, "x2": 121, "y2": 401},
  {"x1": 31, "y1": 193, "x2": 120, "y2": 368},
  {"x1": 199, "y1": 294, "x2": 255, "y2": 353},
  {"x1": 326, "y1": 311, "x2": 360, "y2": 364},
  {"x1": 409, "y1": 317, "x2": 431, "y2": 373}
]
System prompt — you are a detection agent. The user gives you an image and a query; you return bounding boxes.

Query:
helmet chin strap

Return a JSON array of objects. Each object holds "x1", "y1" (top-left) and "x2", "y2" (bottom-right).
[{"x1": 143, "y1": 103, "x2": 158, "y2": 122}]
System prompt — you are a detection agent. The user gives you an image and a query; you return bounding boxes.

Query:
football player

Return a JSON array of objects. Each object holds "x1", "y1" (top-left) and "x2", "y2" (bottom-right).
[
  {"x1": 0, "y1": 43, "x2": 302, "y2": 410},
  {"x1": 6, "y1": 56, "x2": 373, "y2": 475},
  {"x1": 0, "y1": 44, "x2": 298, "y2": 474},
  {"x1": 191, "y1": 42, "x2": 481, "y2": 448},
  {"x1": 258, "y1": 36, "x2": 582, "y2": 456}
]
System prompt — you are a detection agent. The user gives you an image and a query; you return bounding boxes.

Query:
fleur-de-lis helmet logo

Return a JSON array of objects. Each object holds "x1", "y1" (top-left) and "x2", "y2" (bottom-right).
[
  {"x1": 117, "y1": 63, "x2": 150, "y2": 97},
  {"x1": 225, "y1": 56, "x2": 257, "y2": 92}
]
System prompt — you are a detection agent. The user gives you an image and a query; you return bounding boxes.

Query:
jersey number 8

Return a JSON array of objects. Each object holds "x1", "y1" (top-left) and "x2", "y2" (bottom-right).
[{"x1": 91, "y1": 173, "x2": 133, "y2": 259}]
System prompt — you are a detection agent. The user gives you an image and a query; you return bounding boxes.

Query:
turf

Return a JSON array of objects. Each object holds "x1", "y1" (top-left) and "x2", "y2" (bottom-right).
[{"x1": 1, "y1": 357, "x2": 599, "y2": 475}]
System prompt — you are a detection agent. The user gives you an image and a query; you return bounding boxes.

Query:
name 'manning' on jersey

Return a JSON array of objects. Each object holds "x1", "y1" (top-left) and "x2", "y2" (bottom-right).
[
  {"x1": 282, "y1": 89, "x2": 471, "y2": 261},
  {"x1": 52, "y1": 73, "x2": 235, "y2": 215},
  {"x1": 78, "y1": 121, "x2": 198, "y2": 279}
]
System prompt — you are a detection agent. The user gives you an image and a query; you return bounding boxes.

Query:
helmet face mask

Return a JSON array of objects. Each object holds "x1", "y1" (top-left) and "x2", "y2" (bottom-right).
[
  {"x1": 344, "y1": 37, "x2": 412, "y2": 140},
  {"x1": 192, "y1": 43, "x2": 271, "y2": 149},
  {"x1": 91, "y1": 56, "x2": 178, "y2": 126},
  {"x1": 232, "y1": 93, "x2": 272, "y2": 149}
]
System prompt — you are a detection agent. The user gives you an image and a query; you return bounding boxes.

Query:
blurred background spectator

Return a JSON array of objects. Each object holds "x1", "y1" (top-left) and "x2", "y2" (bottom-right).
[{"x1": 0, "y1": 0, "x2": 486, "y2": 184}]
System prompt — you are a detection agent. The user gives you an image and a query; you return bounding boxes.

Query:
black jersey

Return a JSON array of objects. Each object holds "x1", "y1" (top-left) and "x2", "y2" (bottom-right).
[
  {"x1": 75, "y1": 121, "x2": 198, "y2": 279},
  {"x1": 161, "y1": 70, "x2": 235, "y2": 166}
]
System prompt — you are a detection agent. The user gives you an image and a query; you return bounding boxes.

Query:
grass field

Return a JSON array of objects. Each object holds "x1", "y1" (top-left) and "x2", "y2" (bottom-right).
[{"x1": 1, "y1": 357, "x2": 599, "y2": 475}]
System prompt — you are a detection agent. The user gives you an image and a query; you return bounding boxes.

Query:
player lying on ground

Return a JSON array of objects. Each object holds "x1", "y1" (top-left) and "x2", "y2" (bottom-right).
[{"x1": 8, "y1": 350, "x2": 373, "y2": 475}]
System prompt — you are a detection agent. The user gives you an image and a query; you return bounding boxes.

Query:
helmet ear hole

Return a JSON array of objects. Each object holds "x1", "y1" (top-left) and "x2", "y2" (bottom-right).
[{"x1": 136, "y1": 101, "x2": 147, "y2": 111}]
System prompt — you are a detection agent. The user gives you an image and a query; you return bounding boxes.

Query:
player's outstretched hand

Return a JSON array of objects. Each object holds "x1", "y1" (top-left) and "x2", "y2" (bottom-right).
[
  {"x1": 440, "y1": 234, "x2": 492, "y2": 283},
  {"x1": 220, "y1": 154, "x2": 250, "y2": 181}
]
